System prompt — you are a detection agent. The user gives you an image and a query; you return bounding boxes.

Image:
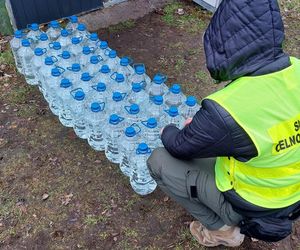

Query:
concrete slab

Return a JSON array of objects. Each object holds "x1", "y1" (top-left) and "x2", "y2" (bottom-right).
[{"x1": 79, "y1": 0, "x2": 172, "y2": 32}]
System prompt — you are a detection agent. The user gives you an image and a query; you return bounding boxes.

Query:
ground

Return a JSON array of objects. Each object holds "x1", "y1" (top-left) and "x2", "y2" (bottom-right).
[{"x1": 0, "y1": 0, "x2": 300, "y2": 249}]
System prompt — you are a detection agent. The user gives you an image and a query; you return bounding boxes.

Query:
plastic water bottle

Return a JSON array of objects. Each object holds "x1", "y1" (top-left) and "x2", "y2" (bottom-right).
[
  {"x1": 31, "y1": 48, "x2": 47, "y2": 85},
  {"x1": 58, "y1": 79, "x2": 75, "y2": 127},
  {"x1": 141, "y1": 118, "x2": 162, "y2": 149},
  {"x1": 180, "y1": 96, "x2": 200, "y2": 119},
  {"x1": 148, "y1": 95, "x2": 167, "y2": 120},
  {"x1": 104, "y1": 114, "x2": 125, "y2": 163},
  {"x1": 85, "y1": 33, "x2": 100, "y2": 48},
  {"x1": 86, "y1": 55, "x2": 103, "y2": 76},
  {"x1": 110, "y1": 73, "x2": 130, "y2": 94},
  {"x1": 38, "y1": 56, "x2": 58, "y2": 92},
  {"x1": 90, "y1": 82, "x2": 109, "y2": 103},
  {"x1": 87, "y1": 102, "x2": 107, "y2": 151},
  {"x1": 69, "y1": 37, "x2": 83, "y2": 57},
  {"x1": 130, "y1": 64, "x2": 151, "y2": 90},
  {"x1": 57, "y1": 51, "x2": 73, "y2": 69},
  {"x1": 79, "y1": 46, "x2": 94, "y2": 68},
  {"x1": 119, "y1": 126, "x2": 140, "y2": 177},
  {"x1": 130, "y1": 143, "x2": 157, "y2": 195},
  {"x1": 161, "y1": 106, "x2": 185, "y2": 129},
  {"x1": 124, "y1": 104, "x2": 144, "y2": 126},
  {"x1": 147, "y1": 73, "x2": 168, "y2": 98},
  {"x1": 26, "y1": 23, "x2": 42, "y2": 46},
  {"x1": 93, "y1": 65, "x2": 112, "y2": 85},
  {"x1": 57, "y1": 29, "x2": 71, "y2": 49},
  {"x1": 96, "y1": 41, "x2": 110, "y2": 61},
  {"x1": 18, "y1": 39, "x2": 34, "y2": 80},
  {"x1": 127, "y1": 83, "x2": 149, "y2": 105},
  {"x1": 66, "y1": 16, "x2": 79, "y2": 33},
  {"x1": 47, "y1": 42, "x2": 62, "y2": 58},
  {"x1": 74, "y1": 23, "x2": 89, "y2": 41},
  {"x1": 116, "y1": 57, "x2": 135, "y2": 79},
  {"x1": 65, "y1": 63, "x2": 82, "y2": 85},
  {"x1": 46, "y1": 20, "x2": 61, "y2": 41},
  {"x1": 105, "y1": 50, "x2": 120, "y2": 72},
  {"x1": 164, "y1": 84, "x2": 185, "y2": 107},
  {"x1": 37, "y1": 33, "x2": 49, "y2": 50},
  {"x1": 10, "y1": 30, "x2": 23, "y2": 73},
  {"x1": 70, "y1": 89, "x2": 89, "y2": 139},
  {"x1": 80, "y1": 72, "x2": 94, "y2": 93},
  {"x1": 109, "y1": 92, "x2": 127, "y2": 117}
]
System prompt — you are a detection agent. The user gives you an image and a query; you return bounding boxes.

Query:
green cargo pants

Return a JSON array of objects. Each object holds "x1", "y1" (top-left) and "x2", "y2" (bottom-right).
[{"x1": 147, "y1": 147, "x2": 243, "y2": 230}]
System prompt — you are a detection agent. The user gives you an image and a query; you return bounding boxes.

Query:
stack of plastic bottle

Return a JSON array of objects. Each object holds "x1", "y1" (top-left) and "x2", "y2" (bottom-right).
[{"x1": 10, "y1": 16, "x2": 201, "y2": 196}]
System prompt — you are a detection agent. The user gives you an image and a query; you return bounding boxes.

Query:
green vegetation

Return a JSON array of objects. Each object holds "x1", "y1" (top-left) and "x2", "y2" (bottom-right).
[
  {"x1": 0, "y1": 49, "x2": 14, "y2": 67},
  {"x1": 108, "y1": 19, "x2": 136, "y2": 33},
  {"x1": 0, "y1": 0, "x2": 13, "y2": 35}
]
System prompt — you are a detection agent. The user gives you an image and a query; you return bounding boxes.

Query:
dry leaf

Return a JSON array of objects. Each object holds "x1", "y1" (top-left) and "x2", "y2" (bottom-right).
[
  {"x1": 62, "y1": 193, "x2": 73, "y2": 205},
  {"x1": 42, "y1": 193, "x2": 49, "y2": 200},
  {"x1": 163, "y1": 196, "x2": 169, "y2": 202}
]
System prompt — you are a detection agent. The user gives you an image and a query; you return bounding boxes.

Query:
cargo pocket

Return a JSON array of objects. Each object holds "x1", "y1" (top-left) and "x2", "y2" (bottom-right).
[{"x1": 186, "y1": 170, "x2": 200, "y2": 202}]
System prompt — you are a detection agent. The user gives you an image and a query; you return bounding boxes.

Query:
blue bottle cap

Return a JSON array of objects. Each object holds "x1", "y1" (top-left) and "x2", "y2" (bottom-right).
[
  {"x1": 147, "y1": 118, "x2": 157, "y2": 128},
  {"x1": 169, "y1": 106, "x2": 179, "y2": 117},
  {"x1": 62, "y1": 51, "x2": 71, "y2": 59},
  {"x1": 186, "y1": 96, "x2": 197, "y2": 107},
  {"x1": 40, "y1": 33, "x2": 48, "y2": 41},
  {"x1": 125, "y1": 127, "x2": 136, "y2": 137},
  {"x1": 60, "y1": 78, "x2": 71, "y2": 88},
  {"x1": 132, "y1": 83, "x2": 142, "y2": 92},
  {"x1": 170, "y1": 84, "x2": 181, "y2": 94},
  {"x1": 153, "y1": 74, "x2": 164, "y2": 84},
  {"x1": 69, "y1": 15, "x2": 78, "y2": 23},
  {"x1": 71, "y1": 37, "x2": 80, "y2": 44},
  {"x1": 90, "y1": 33, "x2": 98, "y2": 41},
  {"x1": 100, "y1": 41, "x2": 108, "y2": 49},
  {"x1": 14, "y1": 30, "x2": 22, "y2": 38},
  {"x1": 71, "y1": 63, "x2": 81, "y2": 72},
  {"x1": 74, "y1": 90, "x2": 85, "y2": 101},
  {"x1": 45, "y1": 57, "x2": 54, "y2": 65},
  {"x1": 77, "y1": 23, "x2": 86, "y2": 31},
  {"x1": 109, "y1": 114, "x2": 120, "y2": 125},
  {"x1": 51, "y1": 68, "x2": 61, "y2": 77},
  {"x1": 81, "y1": 72, "x2": 92, "y2": 81},
  {"x1": 137, "y1": 143, "x2": 149, "y2": 154},
  {"x1": 108, "y1": 50, "x2": 117, "y2": 58},
  {"x1": 82, "y1": 46, "x2": 91, "y2": 55},
  {"x1": 136, "y1": 65, "x2": 145, "y2": 75},
  {"x1": 116, "y1": 73, "x2": 124, "y2": 83},
  {"x1": 21, "y1": 39, "x2": 30, "y2": 47},
  {"x1": 153, "y1": 95, "x2": 163, "y2": 105},
  {"x1": 34, "y1": 48, "x2": 44, "y2": 56},
  {"x1": 120, "y1": 57, "x2": 129, "y2": 66},
  {"x1": 112, "y1": 92, "x2": 122, "y2": 102},
  {"x1": 100, "y1": 65, "x2": 110, "y2": 74},
  {"x1": 91, "y1": 102, "x2": 101, "y2": 112},
  {"x1": 30, "y1": 23, "x2": 39, "y2": 31},
  {"x1": 50, "y1": 20, "x2": 60, "y2": 28},
  {"x1": 129, "y1": 104, "x2": 140, "y2": 114},
  {"x1": 61, "y1": 29, "x2": 69, "y2": 37},
  {"x1": 90, "y1": 56, "x2": 99, "y2": 64},
  {"x1": 52, "y1": 42, "x2": 61, "y2": 50},
  {"x1": 97, "y1": 82, "x2": 106, "y2": 92}
]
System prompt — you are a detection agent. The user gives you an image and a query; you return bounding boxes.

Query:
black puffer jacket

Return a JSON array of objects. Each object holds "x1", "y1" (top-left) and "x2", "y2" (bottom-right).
[{"x1": 161, "y1": 0, "x2": 292, "y2": 214}]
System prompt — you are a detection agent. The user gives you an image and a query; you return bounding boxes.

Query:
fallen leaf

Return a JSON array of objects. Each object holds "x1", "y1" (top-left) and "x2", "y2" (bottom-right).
[
  {"x1": 113, "y1": 237, "x2": 117, "y2": 241},
  {"x1": 163, "y1": 196, "x2": 169, "y2": 202},
  {"x1": 251, "y1": 237, "x2": 259, "y2": 242},
  {"x1": 42, "y1": 193, "x2": 49, "y2": 200},
  {"x1": 62, "y1": 193, "x2": 73, "y2": 205}
]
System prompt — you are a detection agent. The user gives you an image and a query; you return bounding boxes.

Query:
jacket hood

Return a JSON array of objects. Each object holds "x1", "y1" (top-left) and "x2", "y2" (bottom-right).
[{"x1": 204, "y1": 0, "x2": 287, "y2": 81}]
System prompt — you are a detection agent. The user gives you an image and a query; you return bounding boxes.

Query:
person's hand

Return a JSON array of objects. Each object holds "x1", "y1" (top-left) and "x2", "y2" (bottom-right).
[{"x1": 184, "y1": 118, "x2": 193, "y2": 127}]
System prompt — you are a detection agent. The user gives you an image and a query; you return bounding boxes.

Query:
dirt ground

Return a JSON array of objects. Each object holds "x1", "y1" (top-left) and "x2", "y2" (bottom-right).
[{"x1": 1, "y1": 1, "x2": 300, "y2": 249}]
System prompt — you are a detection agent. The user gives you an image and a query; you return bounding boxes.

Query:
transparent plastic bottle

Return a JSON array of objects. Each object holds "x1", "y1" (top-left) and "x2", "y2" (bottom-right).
[
  {"x1": 124, "y1": 104, "x2": 145, "y2": 127},
  {"x1": 18, "y1": 39, "x2": 34, "y2": 82},
  {"x1": 127, "y1": 83, "x2": 149, "y2": 105},
  {"x1": 65, "y1": 63, "x2": 82, "y2": 86},
  {"x1": 79, "y1": 46, "x2": 93, "y2": 68},
  {"x1": 26, "y1": 23, "x2": 42, "y2": 46},
  {"x1": 130, "y1": 143, "x2": 157, "y2": 195},
  {"x1": 164, "y1": 84, "x2": 185, "y2": 107},
  {"x1": 105, "y1": 50, "x2": 119, "y2": 72},
  {"x1": 87, "y1": 102, "x2": 107, "y2": 151},
  {"x1": 85, "y1": 33, "x2": 100, "y2": 48},
  {"x1": 10, "y1": 30, "x2": 23, "y2": 73},
  {"x1": 38, "y1": 56, "x2": 58, "y2": 92},
  {"x1": 47, "y1": 41, "x2": 62, "y2": 58},
  {"x1": 147, "y1": 73, "x2": 168, "y2": 98},
  {"x1": 141, "y1": 118, "x2": 162, "y2": 149},
  {"x1": 58, "y1": 79, "x2": 75, "y2": 127},
  {"x1": 109, "y1": 92, "x2": 127, "y2": 117},
  {"x1": 66, "y1": 15, "x2": 79, "y2": 33},
  {"x1": 74, "y1": 23, "x2": 89, "y2": 41},
  {"x1": 110, "y1": 73, "x2": 130, "y2": 94},
  {"x1": 116, "y1": 57, "x2": 134, "y2": 79},
  {"x1": 37, "y1": 33, "x2": 49, "y2": 50},
  {"x1": 70, "y1": 89, "x2": 89, "y2": 139},
  {"x1": 96, "y1": 41, "x2": 110, "y2": 62},
  {"x1": 93, "y1": 65, "x2": 112, "y2": 85},
  {"x1": 148, "y1": 95, "x2": 167, "y2": 120},
  {"x1": 161, "y1": 106, "x2": 185, "y2": 129},
  {"x1": 119, "y1": 126, "x2": 140, "y2": 177},
  {"x1": 180, "y1": 96, "x2": 201, "y2": 119},
  {"x1": 57, "y1": 51, "x2": 73, "y2": 69},
  {"x1": 129, "y1": 64, "x2": 151, "y2": 90},
  {"x1": 57, "y1": 29, "x2": 71, "y2": 49},
  {"x1": 89, "y1": 82, "x2": 109, "y2": 104},
  {"x1": 31, "y1": 47, "x2": 47, "y2": 85},
  {"x1": 79, "y1": 72, "x2": 94, "y2": 93},
  {"x1": 86, "y1": 55, "x2": 103, "y2": 76},
  {"x1": 46, "y1": 20, "x2": 61, "y2": 41},
  {"x1": 104, "y1": 114, "x2": 124, "y2": 163},
  {"x1": 69, "y1": 37, "x2": 83, "y2": 57}
]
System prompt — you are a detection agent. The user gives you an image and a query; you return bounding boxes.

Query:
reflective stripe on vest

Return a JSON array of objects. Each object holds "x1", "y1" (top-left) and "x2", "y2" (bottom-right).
[{"x1": 207, "y1": 57, "x2": 300, "y2": 209}]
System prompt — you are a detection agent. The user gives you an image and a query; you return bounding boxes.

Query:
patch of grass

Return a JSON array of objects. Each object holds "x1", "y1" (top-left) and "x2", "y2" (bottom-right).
[
  {"x1": 162, "y1": 2, "x2": 184, "y2": 25},
  {"x1": 98, "y1": 231, "x2": 109, "y2": 241},
  {"x1": 175, "y1": 226, "x2": 203, "y2": 249},
  {"x1": 174, "y1": 57, "x2": 186, "y2": 72},
  {"x1": 0, "y1": 49, "x2": 14, "y2": 67},
  {"x1": 5, "y1": 85, "x2": 33, "y2": 104},
  {"x1": 124, "y1": 228, "x2": 138, "y2": 238},
  {"x1": 84, "y1": 214, "x2": 108, "y2": 226},
  {"x1": 195, "y1": 70, "x2": 211, "y2": 83},
  {"x1": 108, "y1": 20, "x2": 136, "y2": 33}
]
